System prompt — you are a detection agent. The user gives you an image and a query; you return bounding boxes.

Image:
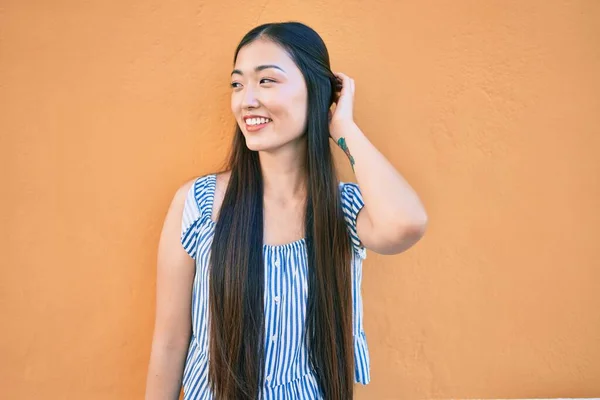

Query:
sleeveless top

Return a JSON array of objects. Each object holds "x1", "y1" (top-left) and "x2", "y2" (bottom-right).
[{"x1": 180, "y1": 174, "x2": 370, "y2": 399}]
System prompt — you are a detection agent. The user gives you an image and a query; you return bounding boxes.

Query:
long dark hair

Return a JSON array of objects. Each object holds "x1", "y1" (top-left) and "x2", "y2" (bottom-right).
[{"x1": 208, "y1": 21, "x2": 354, "y2": 399}]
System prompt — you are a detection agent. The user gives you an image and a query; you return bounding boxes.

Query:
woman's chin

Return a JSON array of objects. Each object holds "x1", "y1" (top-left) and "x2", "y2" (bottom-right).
[
  {"x1": 242, "y1": 133, "x2": 303, "y2": 153},
  {"x1": 243, "y1": 136, "x2": 272, "y2": 152}
]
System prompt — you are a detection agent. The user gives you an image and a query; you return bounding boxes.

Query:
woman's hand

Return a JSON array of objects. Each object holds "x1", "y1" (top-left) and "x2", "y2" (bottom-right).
[{"x1": 328, "y1": 72, "x2": 356, "y2": 141}]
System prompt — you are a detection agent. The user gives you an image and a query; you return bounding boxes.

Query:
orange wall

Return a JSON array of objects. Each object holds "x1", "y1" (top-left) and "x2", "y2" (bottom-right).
[{"x1": 1, "y1": 1, "x2": 599, "y2": 399}]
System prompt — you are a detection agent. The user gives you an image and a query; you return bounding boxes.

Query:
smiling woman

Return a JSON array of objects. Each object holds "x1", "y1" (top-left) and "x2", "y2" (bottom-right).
[
  {"x1": 229, "y1": 39, "x2": 311, "y2": 153},
  {"x1": 145, "y1": 20, "x2": 427, "y2": 400}
]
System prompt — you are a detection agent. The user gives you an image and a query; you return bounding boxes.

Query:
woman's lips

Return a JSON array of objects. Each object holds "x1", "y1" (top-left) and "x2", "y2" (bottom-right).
[{"x1": 245, "y1": 120, "x2": 271, "y2": 132}]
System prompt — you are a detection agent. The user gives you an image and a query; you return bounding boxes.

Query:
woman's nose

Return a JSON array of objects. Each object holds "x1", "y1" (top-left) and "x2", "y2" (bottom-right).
[{"x1": 241, "y1": 87, "x2": 260, "y2": 109}]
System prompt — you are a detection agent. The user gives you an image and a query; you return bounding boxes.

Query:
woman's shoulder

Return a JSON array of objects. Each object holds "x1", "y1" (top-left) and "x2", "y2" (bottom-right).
[
  {"x1": 338, "y1": 180, "x2": 362, "y2": 201},
  {"x1": 180, "y1": 170, "x2": 231, "y2": 195},
  {"x1": 177, "y1": 172, "x2": 223, "y2": 221},
  {"x1": 181, "y1": 170, "x2": 231, "y2": 222}
]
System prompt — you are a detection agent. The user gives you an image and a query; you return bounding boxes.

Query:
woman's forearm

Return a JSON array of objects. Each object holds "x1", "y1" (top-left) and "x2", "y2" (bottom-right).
[
  {"x1": 145, "y1": 342, "x2": 188, "y2": 400},
  {"x1": 337, "y1": 121, "x2": 428, "y2": 236}
]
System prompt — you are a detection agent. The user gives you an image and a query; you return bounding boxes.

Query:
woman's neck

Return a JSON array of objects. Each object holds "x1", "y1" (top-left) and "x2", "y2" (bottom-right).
[{"x1": 259, "y1": 138, "x2": 307, "y2": 201}]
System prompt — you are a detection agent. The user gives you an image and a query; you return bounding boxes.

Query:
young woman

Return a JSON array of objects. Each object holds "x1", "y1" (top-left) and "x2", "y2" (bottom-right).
[{"x1": 145, "y1": 21, "x2": 428, "y2": 400}]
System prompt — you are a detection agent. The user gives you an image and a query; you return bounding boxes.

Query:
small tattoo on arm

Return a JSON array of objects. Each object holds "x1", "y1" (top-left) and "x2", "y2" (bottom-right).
[{"x1": 336, "y1": 137, "x2": 355, "y2": 172}]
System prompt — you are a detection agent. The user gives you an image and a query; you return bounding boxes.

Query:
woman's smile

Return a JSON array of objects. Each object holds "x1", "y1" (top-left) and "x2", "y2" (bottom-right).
[{"x1": 243, "y1": 115, "x2": 273, "y2": 132}]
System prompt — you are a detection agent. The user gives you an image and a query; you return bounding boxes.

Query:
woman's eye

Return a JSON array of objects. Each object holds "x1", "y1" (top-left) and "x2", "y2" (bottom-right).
[{"x1": 230, "y1": 79, "x2": 274, "y2": 89}]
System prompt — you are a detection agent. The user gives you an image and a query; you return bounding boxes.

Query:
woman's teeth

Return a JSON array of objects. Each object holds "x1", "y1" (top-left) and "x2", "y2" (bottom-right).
[{"x1": 246, "y1": 118, "x2": 271, "y2": 126}]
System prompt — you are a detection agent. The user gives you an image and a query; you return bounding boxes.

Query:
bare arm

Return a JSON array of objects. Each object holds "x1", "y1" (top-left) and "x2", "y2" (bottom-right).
[
  {"x1": 330, "y1": 72, "x2": 428, "y2": 255},
  {"x1": 145, "y1": 180, "x2": 197, "y2": 400},
  {"x1": 338, "y1": 121, "x2": 428, "y2": 255}
]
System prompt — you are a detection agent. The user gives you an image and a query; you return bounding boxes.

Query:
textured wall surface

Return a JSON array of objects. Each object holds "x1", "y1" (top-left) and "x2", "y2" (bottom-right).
[{"x1": 1, "y1": 0, "x2": 599, "y2": 399}]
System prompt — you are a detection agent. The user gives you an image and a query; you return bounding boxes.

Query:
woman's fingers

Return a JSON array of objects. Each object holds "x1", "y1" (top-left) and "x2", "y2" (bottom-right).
[{"x1": 333, "y1": 72, "x2": 354, "y2": 98}]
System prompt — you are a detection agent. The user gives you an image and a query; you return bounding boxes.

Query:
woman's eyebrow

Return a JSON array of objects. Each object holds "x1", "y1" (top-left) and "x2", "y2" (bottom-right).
[{"x1": 231, "y1": 65, "x2": 286, "y2": 77}]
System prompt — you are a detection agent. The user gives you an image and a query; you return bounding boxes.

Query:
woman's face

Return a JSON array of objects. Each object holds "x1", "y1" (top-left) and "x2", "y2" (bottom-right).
[{"x1": 231, "y1": 39, "x2": 308, "y2": 152}]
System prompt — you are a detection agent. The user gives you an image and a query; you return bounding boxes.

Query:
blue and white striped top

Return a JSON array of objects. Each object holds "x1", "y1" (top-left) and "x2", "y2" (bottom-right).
[{"x1": 180, "y1": 173, "x2": 370, "y2": 399}]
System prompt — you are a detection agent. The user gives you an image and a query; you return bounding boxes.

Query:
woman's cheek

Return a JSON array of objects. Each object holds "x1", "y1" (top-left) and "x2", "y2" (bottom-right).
[{"x1": 230, "y1": 93, "x2": 241, "y2": 115}]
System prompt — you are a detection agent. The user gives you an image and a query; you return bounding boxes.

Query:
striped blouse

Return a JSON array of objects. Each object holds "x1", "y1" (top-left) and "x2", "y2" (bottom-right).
[{"x1": 180, "y1": 174, "x2": 370, "y2": 399}]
